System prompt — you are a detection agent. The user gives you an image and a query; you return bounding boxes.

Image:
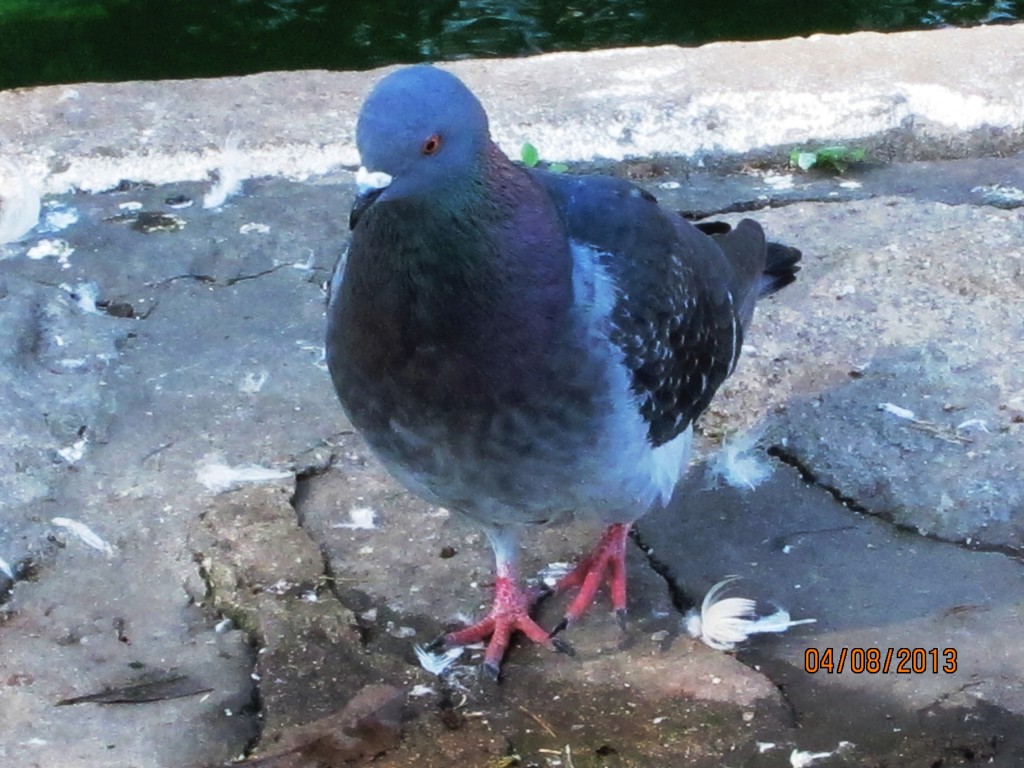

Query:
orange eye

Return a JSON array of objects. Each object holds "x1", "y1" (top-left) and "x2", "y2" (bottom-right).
[{"x1": 421, "y1": 134, "x2": 442, "y2": 156}]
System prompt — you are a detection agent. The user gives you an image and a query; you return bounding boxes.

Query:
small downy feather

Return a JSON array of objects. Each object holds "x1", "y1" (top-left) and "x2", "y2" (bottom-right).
[
  {"x1": 330, "y1": 506, "x2": 377, "y2": 530},
  {"x1": 0, "y1": 159, "x2": 41, "y2": 244},
  {"x1": 195, "y1": 457, "x2": 292, "y2": 493},
  {"x1": 414, "y1": 644, "x2": 464, "y2": 676},
  {"x1": 51, "y1": 517, "x2": 115, "y2": 557},
  {"x1": 203, "y1": 133, "x2": 247, "y2": 209},
  {"x1": 683, "y1": 577, "x2": 816, "y2": 651},
  {"x1": 706, "y1": 427, "x2": 772, "y2": 490}
]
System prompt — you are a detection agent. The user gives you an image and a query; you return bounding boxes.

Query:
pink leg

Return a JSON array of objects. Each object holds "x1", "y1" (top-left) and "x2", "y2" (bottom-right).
[
  {"x1": 435, "y1": 526, "x2": 570, "y2": 680},
  {"x1": 553, "y1": 523, "x2": 630, "y2": 634},
  {"x1": 443, "y1": 576, "x2": 554, "y2": 678}
]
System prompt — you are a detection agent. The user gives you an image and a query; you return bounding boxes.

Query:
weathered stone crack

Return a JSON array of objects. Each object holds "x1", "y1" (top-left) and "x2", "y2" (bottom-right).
[
  {"x1": 682, "y1": 188, "x2": 1024, "y2": 220},
  {"x1": 148, "y1": 273, "x2": 217, "y2": 287},
  {"x1": 190, "y1": 548, "x2": 265, "y2": 759},
  {"x1": 224, "y1": 263, "x2": 293, "y2": 286},
  {"x1": 288, "y1": 432, "x2": 351, "y2": 522},
  {"x1": 765, "y1": 445, "x2": 871, "y2": 514},
  {"x1": 628, "y1": 526, "x2": 695, "y2": 616},
  {"x1": 681, "y1": 193, "x2": 867, "y2": 220},
  {"x1": 287, "y1": 438, "x2": 369, "y2": 625},
  {"x1": 767, "y1": 445, "x2": 1024, "y2": 564},
  {"x1": 145, "y1": 262, "x2": 293, "y2": 290}
]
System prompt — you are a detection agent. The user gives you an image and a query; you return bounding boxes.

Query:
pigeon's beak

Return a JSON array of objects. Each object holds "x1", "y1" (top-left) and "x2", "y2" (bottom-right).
[{"x1": 349, "y1": 166, "x2": 393, "y2": 230}]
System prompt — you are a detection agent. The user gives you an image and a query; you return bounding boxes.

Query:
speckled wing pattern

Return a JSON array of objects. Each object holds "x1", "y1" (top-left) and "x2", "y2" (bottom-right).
[
  {"x1": 607, "y1": 247, "x2": 741, "y2": 446},
  {"x1": 533, "y1": 171, "x2": 750, "y2": 447}
]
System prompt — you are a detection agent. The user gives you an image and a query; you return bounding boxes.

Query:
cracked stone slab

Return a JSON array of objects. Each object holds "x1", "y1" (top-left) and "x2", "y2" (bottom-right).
[
  {"x1": 637, "y1": 462, "x2": 1024, "y2": 764},
  {"x1": 2, "y1": 150, "x2": 1024, "y2": 766},
  {"x1": 699, "y1": 195, "x2": 1024, "y2": 552},
  {"x1": 0, "y1": 177, "x2": 345, "y2": 295},
  {"x1": 1, "y1": 180, "x2": 346, "y2": 766},
  {"x1": 193, "y1": 482, "x2": 413, "y2": 739},
  {"x1": 291, "y1": 440, "x2": 797, "y2": 765},
  {"x1": 0, "y1": 273, "x2": 124, "y2": 521}
]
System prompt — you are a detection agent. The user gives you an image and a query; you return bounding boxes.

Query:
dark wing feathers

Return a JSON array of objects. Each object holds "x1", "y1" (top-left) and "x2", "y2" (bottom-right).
[
  {"x1": 761, "y1": 240, "x2": 803, "y2": 298},
  {"x1": 699, "y1": 219, "x2": 802, "y2": 321},
  {"x1": 533, "y1": 170, "x2": 777, "y2": 446}
]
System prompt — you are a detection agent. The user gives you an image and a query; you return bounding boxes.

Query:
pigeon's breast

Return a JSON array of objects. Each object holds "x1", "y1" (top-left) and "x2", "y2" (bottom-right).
[
  {"x1": 329, "y1": 300, "x2": 615, "y2": 525},
  {"x1": 327, "y1": 236, "x2": 690, "y2": 528}
]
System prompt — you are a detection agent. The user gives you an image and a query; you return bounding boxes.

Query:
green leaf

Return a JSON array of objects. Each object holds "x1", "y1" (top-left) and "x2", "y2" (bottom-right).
[
  {"x1": 816, "y1": 146, "x2": 848, "y2": 163},
  {"x1": 790, "y1": 145, "x2": 866, "y2": 173},
  {"x1": 793, "y1": 151, "x2": 818, "y2": 171},
  {"x1": 521, "y1": 142, "x2": 539, "y2": 168},
  {"x1": 548, "y1": 163, "x2": 569, "y2": 173}
]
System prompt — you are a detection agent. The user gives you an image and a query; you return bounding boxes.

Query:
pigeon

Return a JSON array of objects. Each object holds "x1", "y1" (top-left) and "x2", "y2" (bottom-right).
[{"x1": 326, "y1": 65, "x2": 800, "y2": 679}]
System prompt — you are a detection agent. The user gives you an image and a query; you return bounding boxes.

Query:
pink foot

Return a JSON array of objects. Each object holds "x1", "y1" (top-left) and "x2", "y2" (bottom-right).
[
  {"x1": 553, "y1": 523, "x2": 630, "y2": 634},
  {"x1": 439, "y1": 576, "x2": 569, "y2": 679}
]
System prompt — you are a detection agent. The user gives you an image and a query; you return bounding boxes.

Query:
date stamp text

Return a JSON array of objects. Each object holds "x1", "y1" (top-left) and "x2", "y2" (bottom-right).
[{"x1": 804, "y1": 647, "x2": 957, "y2": 674}]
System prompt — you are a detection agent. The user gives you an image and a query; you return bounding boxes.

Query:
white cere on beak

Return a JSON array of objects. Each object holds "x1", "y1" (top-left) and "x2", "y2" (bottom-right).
[{"x1": 356, "y1": 167, "x2": 393, "y2": 194}]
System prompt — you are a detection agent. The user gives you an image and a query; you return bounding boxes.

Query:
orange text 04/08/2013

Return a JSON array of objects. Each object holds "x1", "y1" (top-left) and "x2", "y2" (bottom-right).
[{"x1": 803, "y1": 647, "x2": 958, "y2": 674}]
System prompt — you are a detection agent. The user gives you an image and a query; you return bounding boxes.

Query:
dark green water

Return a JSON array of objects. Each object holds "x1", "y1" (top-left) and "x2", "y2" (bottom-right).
[{"x1": 1, "y1": 0, "x2": 1021, "y2": 90}]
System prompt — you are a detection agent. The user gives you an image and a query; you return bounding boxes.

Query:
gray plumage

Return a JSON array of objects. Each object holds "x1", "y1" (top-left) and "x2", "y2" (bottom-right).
[{"x1": 325, "y1": 65, "x2": 800, "y2": 675}]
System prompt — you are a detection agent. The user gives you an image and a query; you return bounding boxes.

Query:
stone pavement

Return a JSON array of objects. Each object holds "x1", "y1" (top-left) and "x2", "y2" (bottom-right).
[{"x1": 1, "y1": 27, "x2": 1024, "y2": 768}]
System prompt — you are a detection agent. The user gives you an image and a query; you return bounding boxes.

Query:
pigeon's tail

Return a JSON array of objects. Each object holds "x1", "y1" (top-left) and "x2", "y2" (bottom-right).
[
  {"x1": 759, "y1": 241, "x2": 802, "y2": 298},
  {"x1": 694, "y1": 218, "x2": 801, "y2": 300}
]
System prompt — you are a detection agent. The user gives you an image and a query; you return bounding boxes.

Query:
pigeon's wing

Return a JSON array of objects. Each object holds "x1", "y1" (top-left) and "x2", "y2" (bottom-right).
[{"x1": 533, "y1": 170, "x2": 768, "y2": 446}]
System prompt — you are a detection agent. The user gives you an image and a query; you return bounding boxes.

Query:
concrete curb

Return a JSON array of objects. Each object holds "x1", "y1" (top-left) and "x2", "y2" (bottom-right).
[{"x1": 0, "y1": 24, "x2": 1022, "y2": 196}]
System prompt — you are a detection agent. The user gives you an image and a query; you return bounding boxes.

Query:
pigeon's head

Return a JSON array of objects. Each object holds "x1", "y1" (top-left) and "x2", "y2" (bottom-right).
[{"x1": 354, "y1": 66, "x2": 490, "y2": 211}]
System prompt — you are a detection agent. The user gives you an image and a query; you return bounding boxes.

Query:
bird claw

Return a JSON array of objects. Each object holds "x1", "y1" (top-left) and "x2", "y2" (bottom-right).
[
  {"x1": 548, "y1": 617, "x2": 570, "y2": 639},
  {"x1": 532, "y1": 582, "x2": 554, "y2": 601},
  {"x1": 551, "y1": 636, "x2": 576, "y2": 657},
  {"x1": 482, "y1": 661, "x2": 502, "y2": 682},
  {"x1": 425, "y1": 634, "x2": 448, "y2": 652}
]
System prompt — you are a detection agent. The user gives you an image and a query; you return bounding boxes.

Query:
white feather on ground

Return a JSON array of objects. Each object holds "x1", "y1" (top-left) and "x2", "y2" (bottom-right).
[
  {"x1": 414, "y1": 644, "x2": 464, "y2": 676},
  {"x1": 879, "y1": 402, "x2": 915, "y2": 420},
  {"x1": 51, "y1": 517, "x2": 115, "y2": 556},
  {"x1": 195, "y1": 458, "x2": 292, "y2": 493},
  {"x1": 683, "y1": 577, "x2": 816, "y2": 651},
  {"x1": 57, "y1": 435, "x2": 88, "y2": 464},
  {"x1": 203, "y1": 133, "x2": 247, "y2": 209},
  {"x1": 790, "y1": 742, "x2": 855, "y2": 767},
  {"x1": 330, "y1": 506, "x2": 377, "y2": 530},
  {"x1": 790, "y1": 749, "x2": 834, "y2": 767},
  {"x1": 0, "y1": 160, "x2": 41, "y2": 244},
  {"x1": 706, "y1": 427, "x2": 773, "y2": 490}
]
